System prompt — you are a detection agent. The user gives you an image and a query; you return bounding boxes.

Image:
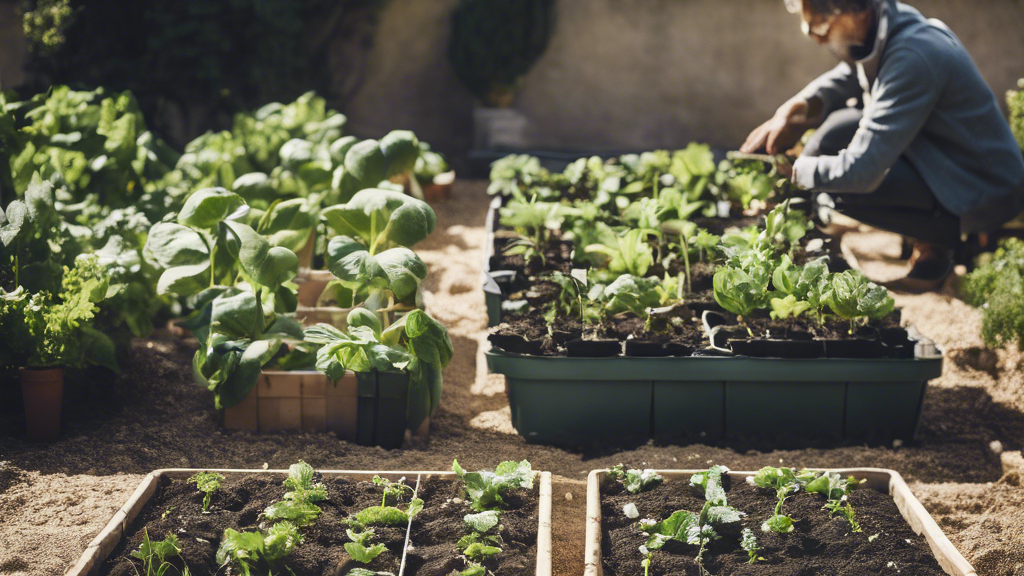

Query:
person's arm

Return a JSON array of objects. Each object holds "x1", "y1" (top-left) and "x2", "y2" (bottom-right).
[
  {"x1": 792, "y1": 47, "x2": 943, "y2": 193},
  {"x1": 795, "y1": 61, "x2": 862, "y2": 127}
]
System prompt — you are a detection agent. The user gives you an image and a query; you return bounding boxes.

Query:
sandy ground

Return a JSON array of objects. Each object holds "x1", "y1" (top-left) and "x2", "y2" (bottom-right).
[{"x1": 1, "y1": 180, "x2": 1023, "y2": 576}]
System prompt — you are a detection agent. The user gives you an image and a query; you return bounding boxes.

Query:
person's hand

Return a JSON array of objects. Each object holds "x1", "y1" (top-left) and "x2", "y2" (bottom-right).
[
  {"x1": 740, "y1": 98, "x2": 812, "y2": 155},
  {"x1": 776, "y1": 156, "x2": 794, "y2": 179}
]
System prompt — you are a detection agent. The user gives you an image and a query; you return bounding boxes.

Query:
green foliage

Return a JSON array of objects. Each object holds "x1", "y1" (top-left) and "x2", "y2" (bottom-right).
[
  {"x1": 321, "y1": 189, "x2": 437, "y2": 255},
  {"x1": 345, "y1": 542, "x2": 387, "y2": 564},
  {"x1": 130, "y1": 529, "x2": 190, "y2": 576},
  {"x1": 963, "y1": 238, "x2": 1024, "y2": 349},
  {"x1": 713, "y1": 262, "x2": 772, "y2": 320},
  {"x1": 448, "y1": 0, "x2": 555, "y2": 105},
  {"x1": 584, "y1": 227, "x2": 656, "y2": 278},
  {"x1": 752, "y1": 467, "x2": 816, "y2": 534},
  {"x1": 216, "y1": 521, "x2": 302, "y2": 576},
  {"x1": 806, "y1": 472, "x2": 862, "y2": 532},
  {"x1": 487, "y1": 155, "x2": 550, "y2": 198},
  {"x1": 1009, "y1": 79, "x2": 1024, "y2": 151},
  {"x1": 19, "y1": 2, "x2": 386, "y2": 144},
  {"x1": 826, "y1": 270, "x2": 895, "y2": 331},
  {"x1": 187, "y1": 471, "x2": 224, "y2": 513},
  {"x1": 347, "y1": 500, "x2": 424, "y2": 528},
  {"x1": 305, "y1": 308, "x2": 452, "y2": 431},
  {"x1": 325, "y1": 236, "x2": 427, "y2": 308},
  {"x1": 606, "y1": 465, "x2": 663, "y2": 494},
  {"x1": 740, "y1": 528, "x2": 764, "y2": 564},
  {"x1": 464, "y1": 510, "x2": 501, "y2": 533},
  {"x1": 264, "y1": 461, "x2": 328, "y2": 526},
  {"x1": 452, "y1": 459, "x2": 534, "y2": 512}
]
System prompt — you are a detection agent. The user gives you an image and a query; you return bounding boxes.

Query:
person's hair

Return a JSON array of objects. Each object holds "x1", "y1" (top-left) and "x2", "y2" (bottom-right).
[{"x1": 805, "y1": 0, "x2": 872, "y2": 14}]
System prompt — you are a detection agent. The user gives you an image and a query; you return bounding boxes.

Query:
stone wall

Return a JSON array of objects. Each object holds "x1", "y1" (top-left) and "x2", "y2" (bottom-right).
[{"x1": 343, "y1": 0, "x2": 1024, "y2": 154}]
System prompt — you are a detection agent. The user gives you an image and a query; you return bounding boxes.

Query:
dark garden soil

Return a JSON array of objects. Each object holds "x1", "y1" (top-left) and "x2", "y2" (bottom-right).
[
  {"x1": 101, "y1": 474, "x2": 409, "y2": 576},
  {"x1": 97, "y1": 473, "x2": 539, "y2": 576},
  {"x1": 2, "y1": 182, "x2": 1024, "y2": 576},
  {"x1": 600, "y1": 473, "x2": 946, "y2": 576},
  {"x1": 406, "y1": 478, "x2": 538, "y2": 576}
]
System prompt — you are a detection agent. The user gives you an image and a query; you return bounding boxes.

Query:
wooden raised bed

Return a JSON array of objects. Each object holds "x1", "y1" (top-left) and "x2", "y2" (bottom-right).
[
  {"x1": 66, "y1": 468, "x2": 552, "y2": 576},
  {"x1": 584, "y1": 468, "x2": 977, "y2": 576}
]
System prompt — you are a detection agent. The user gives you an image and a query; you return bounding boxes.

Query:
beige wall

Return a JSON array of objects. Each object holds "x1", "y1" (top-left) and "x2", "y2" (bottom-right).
[
  {"x1": 345, "y1": 0, "x2": 1024, "y2": 153},
  {"x1": 0, "y1": 1, "x2": 27, "y2": 89}
]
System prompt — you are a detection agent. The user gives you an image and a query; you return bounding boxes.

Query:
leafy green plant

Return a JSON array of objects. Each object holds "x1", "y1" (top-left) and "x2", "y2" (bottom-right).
[
  {"x1": 305, "y1": 307, "x2": 452, "y2": 431},
  {"x1": 825, "y1": 270, "x2": 896, "y2": 333},
  {"x1": 740, "y1": 528, "x2": 764, "y2": 564},
  {"x1": 372, "y1": 475, "x2": 413, "y2": 507},
  {"x1": 771, "y1": 255, "x2": 831, "y2": 323},
  {"x1": 963, "y1": 238, "x2": 1024, "y2": 349},
  {"x1": 487, "y1": 154, "x2": 551, "y2": 198},
  {"x1": 752, "y1": 467, "x2": 815, "y2": 534},
  {"x1": 263, "y1": 461, "x2": 328, "y2": 526},
  {"x1": 216, "y1": 521, "x2": 302, "y2": 576},
  {"x1": 713, "y1": 261, "x2": 772, "y2": 332},
  {"x1": 452, "y1": 459, "x2": 534, "y2": 512},
  {"x1": 187, "y1": 471, "x2": 225, "y2": 513},
  {"x1": 639, "y1": 466, "x2": 745, "y2": 576},
  {"x1": 805, "y1": 472, "x2": 862, "y2": 532},
  {"x1": 130, "y1": 529, "x2": 190, "y2": 576},
  {"x1": 345, "y1": 542, "x2": 387, "y2": 564},
  {"x1": 1009, "y1": 79, "x2": 1024, "y2": 151},
  {"x1": 606, "y1": 464, "x2": 664, "y2": 494},
  {"x1": 321, "y1": 188, "x2": 436, "y2": 256},
  {"x1": 499, "y1": 197, "x2": 569, "y2": 262},
  {"x1": 584, "y1": 226, "x2": 656, "y2": 278}
]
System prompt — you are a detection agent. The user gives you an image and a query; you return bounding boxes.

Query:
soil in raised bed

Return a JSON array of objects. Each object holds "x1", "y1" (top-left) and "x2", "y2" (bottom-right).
[
  {"x1": 100, "y1": 474, "x2": 411, "y2": 576},
  {"x1": 600, "y1": 473, "x2": 947, "y2": 576},
  {"x1": 404, "y1": 476, "x2": 539, "y2": 576}
]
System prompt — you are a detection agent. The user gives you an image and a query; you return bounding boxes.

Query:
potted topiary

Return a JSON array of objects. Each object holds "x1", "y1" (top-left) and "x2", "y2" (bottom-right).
[{"x1": 448, "y1": 0, "x2": 556, "y2": 149}]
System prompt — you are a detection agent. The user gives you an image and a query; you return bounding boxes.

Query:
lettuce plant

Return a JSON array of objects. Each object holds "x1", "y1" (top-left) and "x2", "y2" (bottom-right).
[
  {"x1": 606, "y1": 464, "x2": 663, "y2": 494},
  {"x1": 584, "y1": 226, "x2": 656, "y2": 278},
  {"x1": 263, "y1": 461, "x2": 328, "y2": 526},
  {"x1": 752, "y1": 467, "x2": 815, "y2": 534},
  {"x1": 771, "y1": 255, "x2": 831, "y2": 324},
  {"x1": 305, "y1": 308, "x2": 452, "y2": 432},
  {"x1": 825, "y1": 270, "x2": 896, "y2": 333},
  {"x1": 216, "y1": 522, "x2": 302, "y2": 576},
  {"x1": 805, "y1": 472, "x2": 862, "y2": 532},
  {"x1": 452, "y1": 459, "x2": 534, "y2": 512},
  {"x1": 187, "y1": 471, "x2": 224, "y2": 513},
  {"x1": 130, "y1": 529, "x2": 190, "y2": 576}
]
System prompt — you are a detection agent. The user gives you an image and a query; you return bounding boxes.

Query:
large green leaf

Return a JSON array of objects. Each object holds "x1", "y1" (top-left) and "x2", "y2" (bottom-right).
[
  {"x1": 145, "y1": 223, "x2": 210, "y2": 268},
  {"x1": 179, "y1": 187, "x2": 246, "y2": 229},
  {"x1": 344, "y1": 139, "x2": 388, "y2": 188},
  {"x1": 210, "y1": 290, "x2": 262, "y2": 339},
  {"x1": 222, "y1": 220, "x2": 299, "y2": 288},
  {"x1": 375, "y1": 248, "x2": 428, "y2": 304},
  {"x1": 380, "y1": 130, "x2": 420, "y2": 177},
  {"x1": 326, "y1": 236, "x2": 388, "y2": 290},
  {"x1": 0, "y1": 201, "x2": 27, "y2": 246},
  {"x1": 321, "y1": 189, "x2": 436, "y2": 251},
  {"x1": 403, "y1": 309, "x2": 454, "y2": 368},
  {"x1": 80, "y1": 326, "x2": 120, "y2": 373},
  {"x1": 259, "y1": 198, "x2": 316, "y2": 253}
]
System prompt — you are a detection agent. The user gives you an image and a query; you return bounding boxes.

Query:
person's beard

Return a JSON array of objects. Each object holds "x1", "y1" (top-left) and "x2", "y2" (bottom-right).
[{"x1": 827, "y1": 38, "x2": 872, "y2": 63}]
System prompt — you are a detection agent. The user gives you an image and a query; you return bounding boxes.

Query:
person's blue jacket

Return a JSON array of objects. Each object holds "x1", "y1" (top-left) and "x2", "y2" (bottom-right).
[{"x1": 791, "y1": 0, "x2": 1024, "y2": 234}]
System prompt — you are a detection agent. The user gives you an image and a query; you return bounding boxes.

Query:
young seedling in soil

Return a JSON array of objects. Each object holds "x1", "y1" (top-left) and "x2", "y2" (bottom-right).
[
  {"x1": 264, "y1": 461, "x2": 328, "y2": 526},
  {"x1": 130, "y1": 529, "x2": 191, "y2": 576},
  {"x1": 752, "y1": 466, "x2": 815, "y2": 533},
  {"x1": 805, "y1": 471, "x2": 863, "y2": 532},
  {"x1": 348, "y1": 475, "x2": 423, "y2": 531},
  {"x1": 450, "y1": 460, "x2": 533, "y2": 575},
  {"x1": 606, "y1": 464, "x2": 664, "y2": 494},
  {"x1": 638, "y1": 466, "x2": 746, "y2": 576},
  {"x1": 217, "y1": 521, "x2": 302, "y2": 575},
  {"x1": 826, "y1": 270, "x2": 896, "y2": 335},
  {"x1": 372, "y1": 475, "x2": 413, "y2": 507},
  {"x1": 452, "y1": 459, "x2": 533, "y2": 512},
  {"x1": 740, "y1": 528, "x2": 764, "y2": 564},
  {"x1": 187, "y1": 471, "x2": 224, "y2": 513}
]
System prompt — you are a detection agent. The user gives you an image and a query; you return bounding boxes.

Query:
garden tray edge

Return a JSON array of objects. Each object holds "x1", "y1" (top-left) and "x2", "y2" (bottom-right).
[
  {"x1": 66, "y1": 468, "x2": 553, "y2": 576},
  {"x1": 582, "y1": 468, "x2": 977, "y2": 576}
]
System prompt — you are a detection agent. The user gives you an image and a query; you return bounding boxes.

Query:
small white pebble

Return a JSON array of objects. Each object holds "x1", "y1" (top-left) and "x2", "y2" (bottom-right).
[
  {"x1": 565, "y1": 492, "x2": 573, "y2": 501},
  {"x1": 779, "y1": 458, "x2": 784, "y2": 464},
  {"x1": 746, "y1": 476, "x2": 755, "y2": 485},
  {"x1": 990, "y1": 440, "x2": 1004, "y2": 454},
  {"x1": 196, "y1": 537, "x2": 209, "y2": 544},
  {"x1": 869, "y1": 533, "x2": 880, "y2": 542},
  {"x1": 262, "y1": 462, "x2": 269, "y2": 470},
  {"x1": 905, "y1": 539, "x2": 912, "y2": 544},
  {"x1": 452, "y1": 497, "x2": 462, "y2": 504},
  {"x1": 672, "y1": 457, "x2": 678, "y2": 462},
  {"x1": 146, "y1": 342, "x2": 154, "y2": 349},
  {"x1": 892, "y1": 439, "x2": 904, "y2": 449},
  {"x1": 624, "y1": 503, "x2": 639, "y2": 519},
  {"x1": 706, "y1": 459, "x2": 713, "y2": 464}
]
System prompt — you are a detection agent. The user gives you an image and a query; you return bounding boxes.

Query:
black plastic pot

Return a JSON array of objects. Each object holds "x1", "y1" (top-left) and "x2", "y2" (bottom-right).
[
  {"x1": 824, "y1": 338, "x2": 886, "y2": 358},
  {"x1": 488, "y1": 333, "x2": 545, "y2": 356},
  {"x1": 565, "y1": 338, "x2": 622, "y2": 358},
  {"x1": 356, "y1": 371, "x2": 410, "y2": 449},
  {"x1": 729, "y1": 338, "x2": 826, "y2": 359},
  {"x1": 625, "y1": 340, "x2": 669, "y2": 357}
]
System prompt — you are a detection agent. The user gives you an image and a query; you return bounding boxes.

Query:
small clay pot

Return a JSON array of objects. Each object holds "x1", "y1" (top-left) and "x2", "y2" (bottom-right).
[{"x1": 20, "y1": 367, "x2": 64, "y2": 442}]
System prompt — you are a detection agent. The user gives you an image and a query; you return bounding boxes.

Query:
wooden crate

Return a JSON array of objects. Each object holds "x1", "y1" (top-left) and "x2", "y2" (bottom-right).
[{"x1": 224, "y1": 371, "x2": 359, "y2": 441}]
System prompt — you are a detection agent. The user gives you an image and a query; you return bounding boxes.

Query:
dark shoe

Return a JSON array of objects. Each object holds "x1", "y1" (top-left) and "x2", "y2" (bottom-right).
[{"x1": 881, "y1": 248, "x2": 954, "y2": 293}]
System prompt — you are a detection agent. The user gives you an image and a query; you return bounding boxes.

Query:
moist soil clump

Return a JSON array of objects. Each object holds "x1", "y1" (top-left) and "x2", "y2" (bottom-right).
[
  {"x1": 100, "y1": 474, "x2": 409, "y2": 576},
  {"x1": 405, "y1": 476, "x2": 539, "y2": 576},
  {"x1": 600, "y1": 474, "x2": 947, "y2": 576}
]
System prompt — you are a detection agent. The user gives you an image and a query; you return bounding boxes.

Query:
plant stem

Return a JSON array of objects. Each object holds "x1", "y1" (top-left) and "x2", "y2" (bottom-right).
[{"x1": 680, "y1": 235, "x2": 692, "y2": 296}]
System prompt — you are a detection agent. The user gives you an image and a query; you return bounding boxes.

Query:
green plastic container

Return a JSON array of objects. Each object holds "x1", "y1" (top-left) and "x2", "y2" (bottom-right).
[
  {"x1": 357, "y1": 370, "x2": 410, "y2": 449},
  {"x1": 483, "y1": 197, "x2": 506, "y2": 327},
  {"x1": 486, "y1": 346, "x2": 942, "y2": 446}
]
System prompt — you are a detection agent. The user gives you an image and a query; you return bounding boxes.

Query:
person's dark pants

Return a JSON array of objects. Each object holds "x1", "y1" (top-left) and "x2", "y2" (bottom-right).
[{"x1": 802, "y1": 108, "x2": 962, "y2": 247}]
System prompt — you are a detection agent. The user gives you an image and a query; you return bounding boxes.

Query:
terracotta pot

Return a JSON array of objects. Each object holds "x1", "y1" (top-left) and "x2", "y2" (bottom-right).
[
  {"x1": 20, "y1": 367, "x2": 64, "y2": 442},
  {"x1": 423, "y1": 170, "x2": 456, "y2": 203}
]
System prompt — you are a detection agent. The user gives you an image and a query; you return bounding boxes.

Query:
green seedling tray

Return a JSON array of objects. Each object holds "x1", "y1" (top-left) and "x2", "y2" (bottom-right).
[
  {"x1": 483, "y1": 197, "x2": 507, "y2": 327},
  {"x1": 486, "y1": 346, "x2": 943, "y2": 446}
]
